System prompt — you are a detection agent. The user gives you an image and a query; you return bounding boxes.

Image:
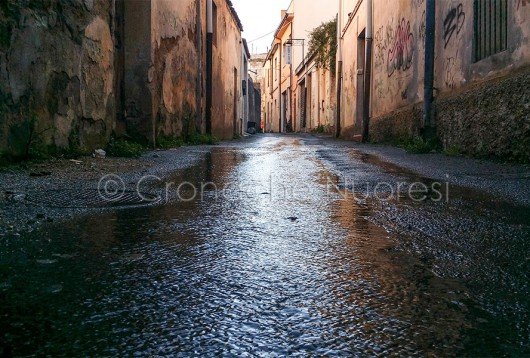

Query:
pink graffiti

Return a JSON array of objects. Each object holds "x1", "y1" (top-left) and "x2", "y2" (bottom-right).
[
  {"x1": 387, "y1": 19, "x2": 414, "y2": 77},
  {"x1": 517, "y1": 0, "x2": 528, "y2": 10}
]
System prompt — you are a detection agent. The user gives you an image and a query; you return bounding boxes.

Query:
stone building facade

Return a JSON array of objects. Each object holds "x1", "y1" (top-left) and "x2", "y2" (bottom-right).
[
  {"x1": 0, "y1": 0, "x2": 245, "y2": 159},
  {"x1": 248, "y1": 53, "x2": 266, "y2": 130},
  {"x1": 295, "y1": 52, "x2": 337, "y2": 133},
  {"x1": 338, "y1": 0, "x2": 530, "y2": 161},
  {"x1": 262, "y1": 0, "x2": 339, "y2": 134}
]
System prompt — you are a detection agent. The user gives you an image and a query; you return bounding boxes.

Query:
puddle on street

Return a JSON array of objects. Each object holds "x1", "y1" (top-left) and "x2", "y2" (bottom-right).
[{"x1": 0, "y1": 141, "x2": 525, "y2": 356}]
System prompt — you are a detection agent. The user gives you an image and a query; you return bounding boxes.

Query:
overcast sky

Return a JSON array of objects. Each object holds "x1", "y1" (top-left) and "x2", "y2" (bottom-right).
[{"x1": 232, "y1": 0, "x2": 292, "y2": 55}]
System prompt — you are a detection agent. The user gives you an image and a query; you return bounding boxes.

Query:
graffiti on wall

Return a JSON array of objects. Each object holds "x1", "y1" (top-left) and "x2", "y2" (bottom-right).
[
  {"x1": 374, "y1": 26, "x2": 387, "y2": 68},
  {"x1": 517, "y1": 0, "x2": 528, "y2": 10},
  {"x1": 387, "y1": 19, "x2": 414, "y2": 77},
  {"x1": 413, "y1": 0, "x2": 425, "y2": 8},
  {"x1": 374, "y1": 19, "x2": 399, "y2": 69},
  {"x1": 375, "y1": 78, "x2": 386, "y2": 99},
  {"x1": 419, "y1": 10, "x2": 426, "y2": 46},
  {"x1": 443, "y1": 3, "x2": 465, "y2": 48},
  {"x1": 444, "y1": 56, "x2": 458, "y2": 89}
]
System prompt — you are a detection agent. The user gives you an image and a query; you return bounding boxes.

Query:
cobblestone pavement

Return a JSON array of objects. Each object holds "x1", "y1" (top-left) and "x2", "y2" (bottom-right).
[{"x1": 1, "y1": 134, "x2": 528, "y2": 356}]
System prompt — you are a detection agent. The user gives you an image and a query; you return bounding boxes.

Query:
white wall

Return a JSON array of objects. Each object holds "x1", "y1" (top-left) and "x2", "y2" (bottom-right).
[{"x1": 291, "y1": 0, "x2": 340, "y2": 70}]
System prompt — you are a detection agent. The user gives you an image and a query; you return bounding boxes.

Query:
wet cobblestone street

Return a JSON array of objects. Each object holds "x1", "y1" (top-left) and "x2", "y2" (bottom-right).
[{"x1": 1, "y1": 135, "x2": 529, "y2": 356}]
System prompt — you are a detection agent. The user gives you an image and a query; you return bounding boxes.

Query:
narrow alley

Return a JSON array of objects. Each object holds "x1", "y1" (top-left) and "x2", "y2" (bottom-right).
[
  {"x1": 1, "y1": 0, "x2": 529, "y2": 356},
  {"x1": 1, "y1": 135, "x2": 528, "y2": 356}
]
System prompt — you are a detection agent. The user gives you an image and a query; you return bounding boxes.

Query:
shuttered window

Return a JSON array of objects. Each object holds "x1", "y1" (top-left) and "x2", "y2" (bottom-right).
[{"x1": 474, "y1": 0, "x2": 508, "y2": 62}]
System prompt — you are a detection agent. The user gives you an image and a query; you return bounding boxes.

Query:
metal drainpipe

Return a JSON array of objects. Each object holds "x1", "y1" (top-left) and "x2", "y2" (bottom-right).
[
  {"x1": 362, "y1": 0, "x2": 373, "y2": 143},
  {"x1": 206, "y1": 0, "x2": 213, "y2": 135},
  {"x1": 290, "y1": 22, "x2": 294, "y2": 133},
  {"x1": 279, "y1": 39, "x2": 283, "y2": 133},
  {"x1": 195, "y1": 0, "x2": 203, "y2": 133},
  {"x1": 335, "y1": 4, "x2": 343, "y2": 138},
  {"x1": 269, "y1": 57, "x2": 273, "y2": 132},
  {"x1": 317, "y1": 68, "x2": 321, "y2": 127},
  {"x1": 423, "y1": 0, "x2": 436, "y2": 137}
]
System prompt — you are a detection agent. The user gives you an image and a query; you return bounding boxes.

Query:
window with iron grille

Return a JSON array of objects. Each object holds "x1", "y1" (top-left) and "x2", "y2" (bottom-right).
[{"x1": 474, "y1": 0, "x2": 508, "y2": 62}]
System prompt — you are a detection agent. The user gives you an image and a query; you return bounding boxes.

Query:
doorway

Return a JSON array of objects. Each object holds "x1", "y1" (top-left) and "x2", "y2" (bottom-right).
[
  {"x1": 281, "y1": 91, "x2": 288, "y2": 133},
  {"x1": 356, "y1": 30, "x2": 366, "y2": 135},
  {"x1": 233, "y1": 67, "x2": 238, "y2": 136},
  {"x1": 306, "y1": 74, "x2": 312, "y2": 129},
  {"x1": 300, "y1": 81, "x2": 307, "y2": 130}
]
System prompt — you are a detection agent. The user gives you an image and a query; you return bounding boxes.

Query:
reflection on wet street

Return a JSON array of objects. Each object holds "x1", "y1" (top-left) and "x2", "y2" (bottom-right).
[{"x1": 1, "y1": 136, "x2": 528, "y2": 356}]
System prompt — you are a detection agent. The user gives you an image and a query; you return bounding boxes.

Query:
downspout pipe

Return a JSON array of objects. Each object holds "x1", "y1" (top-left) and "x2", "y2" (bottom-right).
[
  {"x1": 206, "y1": 0, "x2": 213, "y2": 135},
  {"x1": 279, "y1": 39, "x2": 283, "y2": 133},
  {"x1": 290, "y1": 22, "x2": 294, "y2": 133},
  {"x1": 195, "y1": 0, "x2": 203, "y2": 133},
  {"x1": 423, "y1": 0, "x2": 436, "y2": 137},
  {"x1": 362, "y1": 0, "x2": 373, "y2": 142},
  {"x1": 335, "y1": 3, "x2": 343, "y2": 138}
]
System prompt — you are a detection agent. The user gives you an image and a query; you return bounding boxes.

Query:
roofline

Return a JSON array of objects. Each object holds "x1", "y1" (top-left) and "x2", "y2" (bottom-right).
[
  {"x1": 224, "y1": 0, "x2": 243, "y2": 32},
  {"x1": 242, "y1": 39, "x2": 251, "y2": 59},
  {"x1": 264, "y1": 11, "x2": 294, "y2": 62},
  {"x1": 265, "y1": 42, "x2": 279, "y2": 62},
  {"x1": 273, "y1": 12, "x2": 294, "y2": 40}
]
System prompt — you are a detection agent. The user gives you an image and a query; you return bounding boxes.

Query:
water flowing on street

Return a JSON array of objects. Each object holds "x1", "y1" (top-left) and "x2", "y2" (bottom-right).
[{"x1": 2, "y1": 136, "x2": 528, "y2": 356}]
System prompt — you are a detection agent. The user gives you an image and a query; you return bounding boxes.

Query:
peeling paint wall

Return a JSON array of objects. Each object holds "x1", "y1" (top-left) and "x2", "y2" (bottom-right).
[
  {"x1": 0, "y1": 0, "x2": 244, "y2": 157},
  {"x1": 123, "y1": 0, "x2": 243, "y2": 142},
  {"x1": 340, "y1": 2, "x2": 364, "y2": 139},
  {"x1": 151, "y1": 0, "x2": 201, "y2": 139},
  {"x1": 0, "y1": 0, "x2": 116, "y2": 156},
  {"x1": 261, "y1": 59, "x2": 274, "y2": 132},
  {"x1": 210, "y1": 0, "x2": 243, "y2": 140}
]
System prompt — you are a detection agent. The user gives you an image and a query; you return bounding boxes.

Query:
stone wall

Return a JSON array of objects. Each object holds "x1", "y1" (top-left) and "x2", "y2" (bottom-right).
[
  {"x1": 436, "y1": 66, "x2": 530, "y2": 162},
  {"x1": 0, "y1": 0, "x2": 116, "y2": 158},
  {"x1": 369, "y1": 103, "x2": 424, "y2": 143}
]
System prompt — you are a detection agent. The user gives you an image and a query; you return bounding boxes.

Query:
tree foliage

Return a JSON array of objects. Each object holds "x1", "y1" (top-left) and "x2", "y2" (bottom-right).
[{"x1": 307, "y1": 18, "x2": 338, "y2": 73}]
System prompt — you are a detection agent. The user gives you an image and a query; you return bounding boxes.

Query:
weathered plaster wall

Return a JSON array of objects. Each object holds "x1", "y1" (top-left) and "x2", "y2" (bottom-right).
[
  {"x1": 301, "y1": 65, "x2": 336, "y2": 131},
  {"x1": 122, "y1": 0, "x2": 152, "y2": 142},
  {"x1": 268, "y1": 46, "x2": 283, "y2": 133},
  {"x1": 211, "y1": 0, "x2": 243, "y2": 140},
  {"x1": 261, "y1": 59, "x2": 273, "y2": 132},
  {"x1": 433, "y1": 0, "x2": 530, "y2": 160},
  {"x1": 319, "y1": 67, "x2": 337, "y2": 130},
  {"x1": 435, "y1": 0, "x2": 530, "y2": 92},
  {"x1": 0, "y1": 0, "x2": 116, "y2": 156},
  {"x1": 369, "y1": 0, "x2": 425, "y2": 141},
  {"x1": 151, "y1": 0, "x2": 201, "y2": 140},
  {"x1": 340, "y1": 0, "x2": 424, "y2": 140},
  {"x1": 340, "y1": 4, "x2": 365, "y2": 139},
  {"x1": 371, "y1": 0, "x2": 425, "y2": 116},
  {"x1": 339, "y1": 0, "x2": 530, "y2": 160},
  {"x1": 247, "y1": 78, "x2": 261, "y2": 130}
]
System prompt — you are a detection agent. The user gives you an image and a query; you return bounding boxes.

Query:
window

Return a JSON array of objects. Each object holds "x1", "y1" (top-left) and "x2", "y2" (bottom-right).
[
  {"x1": 474, "y1": 0, "x2": 508, "y2": 62},
  {"x1": 212, "y1": 1, "x2": 218, "y2": 46}
]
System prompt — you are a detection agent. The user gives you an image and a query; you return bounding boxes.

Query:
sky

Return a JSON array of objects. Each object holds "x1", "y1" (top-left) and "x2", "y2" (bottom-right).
[{"x1": 231, "y1": 0, "x2": 292, "y2": 55}]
